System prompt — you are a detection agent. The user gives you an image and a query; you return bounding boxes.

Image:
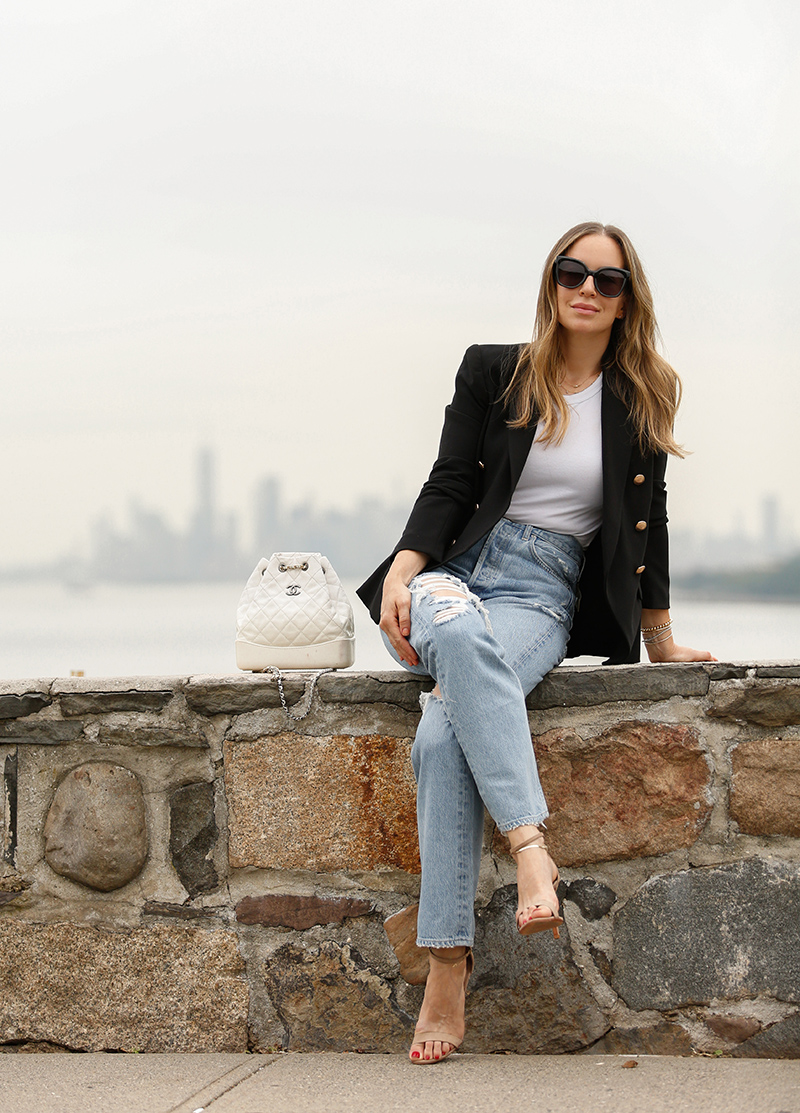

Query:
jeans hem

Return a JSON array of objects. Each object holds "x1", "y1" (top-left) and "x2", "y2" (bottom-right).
[
  {"x1": 417, "y1": 938, "x2": 475, "y2": 949},
  {"x1": 497, "y1": 811, "x2": 549, "y2": 834}
]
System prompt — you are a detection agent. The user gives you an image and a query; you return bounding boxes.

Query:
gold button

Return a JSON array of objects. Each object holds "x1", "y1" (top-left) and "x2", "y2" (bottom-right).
[
  {"x1": 635, "y1": 520, "x2": 647, "y2": 531},
  {"x1": 635, "y1": 565, "x2": 646, "y2": 574},
  {"x1": 633, "y1": 474, "x2": 645, "y2": 485}
]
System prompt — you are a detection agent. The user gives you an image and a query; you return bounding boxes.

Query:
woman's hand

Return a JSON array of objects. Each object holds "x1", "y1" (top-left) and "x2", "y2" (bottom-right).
[
  {"x1": 641, "y1": 608, "x2": 717, "y2": 663},
  {"x1": 379, "y1": 550, "x2": 430, "y2": 667}
]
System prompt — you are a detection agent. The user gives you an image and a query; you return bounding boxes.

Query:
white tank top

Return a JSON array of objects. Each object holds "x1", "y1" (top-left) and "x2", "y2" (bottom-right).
[{"x1": 505, "y1": 373, "x2": 603, "y2": 548}]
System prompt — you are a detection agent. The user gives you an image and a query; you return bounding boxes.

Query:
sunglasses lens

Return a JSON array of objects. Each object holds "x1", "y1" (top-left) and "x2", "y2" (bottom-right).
[
  {"x1": 595, "y1": 269, "x2": 626, "y2": 297},
  {"x1": 555, "y1": 259, "x2": 586, "y2": 288}
]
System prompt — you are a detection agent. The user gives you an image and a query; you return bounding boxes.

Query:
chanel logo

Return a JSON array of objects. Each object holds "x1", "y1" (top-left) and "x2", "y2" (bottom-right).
[{"x1": 286, "y1": 585, "x2": 301, "y2": 596}]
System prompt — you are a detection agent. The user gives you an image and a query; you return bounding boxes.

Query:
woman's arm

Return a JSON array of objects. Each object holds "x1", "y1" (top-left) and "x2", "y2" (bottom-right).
[
  {"x1": 641, "y1": 607, "x2": 716, "y2": 663},
  {"x1": 379, "y1": 549, "x2": 431, "y2": 666}
]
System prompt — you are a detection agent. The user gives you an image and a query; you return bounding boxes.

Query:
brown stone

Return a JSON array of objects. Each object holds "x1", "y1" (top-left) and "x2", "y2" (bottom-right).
[
  {"x1": 0, "y1": 920, "x2": 249, "y2": 1052},
  {"x1": 584, "y1": 1021, "x2": 693, "y2": 1055},
  {"x1": 705, "y1": 1014, "x2": 761, "y2": 1043},
  {"x1": 44, "y1": 762, "x2": 148, "y2": 891},
  {"x1": 224, "y1": 733, "x2": 420, "y2": 872},
  {"x1": 263, "y1": 940, "x2": 412, "y2": 1051},
  {"x1": 236, "y1": 894, "x2": 373, "y2": 929},
  {"x1": 499, "y1": 721, "x2": 711, "y2": 866},
  {"x1": 383, "y1": 904, "x2": 429, "y2": 985},
  {"x1": 707, "y1": 683, "x2": 800, "y2": 727},
  {"x1": 730, "y1": 739, "x2": 800, "y2": 836}
]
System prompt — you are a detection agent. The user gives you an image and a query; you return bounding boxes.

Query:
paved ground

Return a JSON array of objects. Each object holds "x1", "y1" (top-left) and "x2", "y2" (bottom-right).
[{"x1": 1, "y1": 1053, "x2": 799, "y2": 1113}]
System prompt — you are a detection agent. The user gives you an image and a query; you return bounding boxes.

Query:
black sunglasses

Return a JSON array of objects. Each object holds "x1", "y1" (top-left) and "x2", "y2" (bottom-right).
[{"x1": 554, "y1": 255, "x2": 630, "y2": 298}]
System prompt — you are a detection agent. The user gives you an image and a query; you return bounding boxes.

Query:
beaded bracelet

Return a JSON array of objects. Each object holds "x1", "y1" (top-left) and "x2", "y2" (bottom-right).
[{"x1": 641, "y1": 619, "x2": 672, "y2": 633}]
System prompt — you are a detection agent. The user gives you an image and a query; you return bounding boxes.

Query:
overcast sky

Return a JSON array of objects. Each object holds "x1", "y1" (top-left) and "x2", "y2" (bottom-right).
[{"x1": 2, "y1": 0, "x2": 797, "y2": 569}]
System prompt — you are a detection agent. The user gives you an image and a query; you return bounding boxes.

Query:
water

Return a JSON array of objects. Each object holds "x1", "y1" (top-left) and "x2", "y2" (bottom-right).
[{"x1": 0, "y1": 580, "x2": 797, "y2": 680}]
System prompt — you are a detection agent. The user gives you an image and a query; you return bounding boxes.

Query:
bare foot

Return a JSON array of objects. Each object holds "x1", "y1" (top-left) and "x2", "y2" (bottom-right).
[
  {"x1": 409, "y1": 947, "x2": 470, "y2": 1063},
  {"x1": 509, "y1": 826, "x2": 561, "y2": 932}
]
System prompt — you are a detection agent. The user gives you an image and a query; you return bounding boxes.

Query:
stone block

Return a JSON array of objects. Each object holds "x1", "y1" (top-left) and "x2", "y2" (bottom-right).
[
  {"x1": 263, "y1": 940, "x2": 412, "y2": 1051},
  {"x1": 383, "y1": 904, "x2": 428, "y2": 985},
  {"x1": 185, "y1": 675, "x2": 291, "y2": 715},
  {"x1": 730, "y1": 739, "x2": 800, "y2": 836},
  {"x1": 584, "y1": 1021, "x2": 693, "y2": 1055},
  {"x1": 528, "y1": 664, "x2": 709, "y2": 710},
  {"x1": 318, "y1": 673, "x2": 432, "y2": 711},
  {"x1": 169, "y1": 782, "x2": 219, "y2": 896},
  {"x1": 707, "y1": 683, "x2": 800, "y2": 726},
  {"x1": 464, "y1": 885, "x2": 609, "y2": 1053},
  {"x1": 613, "y1": 858, "x2": 800, "y2": 1010},
  {"x1": 44, "y1": 762, "x2": 148, "y2": 891},
  {"x1": 756, "y1": 666, "x2": 800, "y2": 678},
  {"x1": 565, "y1": 878, "x2": 617, "y2": 920},
  {"x1": 0, "y1": 920, "x2": 248, "y2": 1052},
  {"x1": 0, "y1": 721, "x2": 84, "y2": 745},
  {"x1": 709, "y1": 665, "x2": 750, "y2": 680},
  {"x1": 97, "y1": 726, "x2": 208, "y2": 748},
  {"x1": 524, "y1": 721, "x2": 711, "y2": 866},
  {"x1": 705, "y1": 1014, "x2": 761, "y2": 1043},
  {"x1": 731, "y1": 1013, "x2": 800, "y2": 1058},
  {"x1": 236, "y1": 894, "x2": 372, "y2": 929},
  {"x1": 0, "y1": 694, "x2": 51, "y2": 720},
  {"x1": 224, "y1": 733, "x2": 419, "y2": 872},
  {"x1": 59, "y1": 690, "x2": 173, "y2": 716}
]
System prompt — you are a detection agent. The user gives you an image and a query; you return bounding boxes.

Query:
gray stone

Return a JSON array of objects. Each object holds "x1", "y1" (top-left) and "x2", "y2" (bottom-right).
[
  {"x1": 464, "y1": 885, "x2": 609, "y2": 1053},
  {"x1": 756, "y1": 665, "x2": 800, "y2": 678},
  {"x1": 0, "y1": 920, "x2": 249, "y2": 1052},
  {"x1": 566, "y1": 879, "x2": 617, "y2": 920},
  {"x1": 707, "y1": 683, "x2": 800, "y2": 726},
  {"x1": 185, "y1": 675, "x2": 296, "y2": 714},
  {"x1": 0, "y1": 721, "x2": 83, "y2": 745},
  {"x1": 319, "y1": 673, "x2": 433, "y2": 711},
  {"x1": 731, "y1": 1013, "x2": 800, "y2": 1058},
  {"x1": 59, "y1": 690, "x2": 173, "y2": 716},
  {"x1": 0, "y1": 694, "x2": 50, "y2": 720},
  {"x1": 584, "y1": 1021, "x2": 693, "y2": 1055},
  {"x1": 169, "y1": 782, "x2": 219, "y2": 896},
  {"x1": 708, "y1": 665, "x2": 750, "y2": 680},
  {"x1": 44, "y1": 762, "x2": 148, "y2": 891},
  {"x1": 97, "y1": 726, "x2": 208, "y2": 747},
  {"x1": 613, "y1": 859, "x2": 800, "y2": 1010},
  {"x1": 236, "y1": 894, "x2": 373, "y2": 929},
  {"x1": 263, "y1": 940, "x2": 413, "y2": 1052},
  {"x1": 527, "y1": 664, "x2": 709, "y2": 710}
]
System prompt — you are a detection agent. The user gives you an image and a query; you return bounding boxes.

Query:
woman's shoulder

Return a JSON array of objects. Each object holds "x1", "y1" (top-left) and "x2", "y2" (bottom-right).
[{"x1": 458, "y1": 343, "x2": 523, "y2": 392}]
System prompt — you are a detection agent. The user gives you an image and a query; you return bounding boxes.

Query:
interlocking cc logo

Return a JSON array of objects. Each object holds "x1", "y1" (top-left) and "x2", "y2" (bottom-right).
[{"x1": 286, "y1": 585, "x2": 301, "y2": 596}]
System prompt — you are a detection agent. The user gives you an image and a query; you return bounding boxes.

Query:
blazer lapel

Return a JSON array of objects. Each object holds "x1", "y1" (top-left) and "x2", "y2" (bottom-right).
[
  {"x1": 601, "y1": 379, "x2": 633, "y2": 573},
  {"x1": 507, "y1": 419, "x2": 538, "y2": 491}
]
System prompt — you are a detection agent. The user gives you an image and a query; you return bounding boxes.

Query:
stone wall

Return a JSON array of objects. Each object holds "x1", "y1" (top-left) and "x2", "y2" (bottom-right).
[{"x1": 1, "y1": 663, "x2": 799, "y2": 1057}]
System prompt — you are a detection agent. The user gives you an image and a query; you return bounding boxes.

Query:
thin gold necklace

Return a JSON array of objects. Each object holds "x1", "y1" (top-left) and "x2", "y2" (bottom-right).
[{"x1": 562, "y1": 369, "x2": 601, "y2": 395}]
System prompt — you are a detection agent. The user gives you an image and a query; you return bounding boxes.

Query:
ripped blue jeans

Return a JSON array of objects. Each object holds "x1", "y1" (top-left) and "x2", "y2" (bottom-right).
[{"x1": 381, "y1": 519, "x2": 583, "y2": 946}]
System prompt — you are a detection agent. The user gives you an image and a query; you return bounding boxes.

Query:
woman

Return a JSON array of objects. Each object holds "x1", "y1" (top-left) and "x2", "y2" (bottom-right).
[{"x1": 357, "y1": 222, "x2": 713, "y2": 1064}]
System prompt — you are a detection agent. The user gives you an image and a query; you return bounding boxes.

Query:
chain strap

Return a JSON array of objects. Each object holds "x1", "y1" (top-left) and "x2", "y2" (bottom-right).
[{"x1": 264, "y1": 666, "x2": 333, "y2": 721}]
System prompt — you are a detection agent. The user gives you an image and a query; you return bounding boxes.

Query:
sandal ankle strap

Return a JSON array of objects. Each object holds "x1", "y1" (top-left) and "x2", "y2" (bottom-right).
[
  {"x1": 510, "y1": 833, "x2": 548, "y2": 857},
  {"x1": 428, "y1": 946, "x2": 472, "y2": 966}
]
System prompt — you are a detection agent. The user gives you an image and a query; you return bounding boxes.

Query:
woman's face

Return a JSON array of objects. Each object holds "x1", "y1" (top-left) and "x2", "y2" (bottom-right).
[{"x1": 555, "y1": 233, "x2": 628, "y2": 338}]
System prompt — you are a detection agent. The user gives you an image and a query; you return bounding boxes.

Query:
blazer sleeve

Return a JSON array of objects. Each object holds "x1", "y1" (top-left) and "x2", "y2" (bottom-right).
[
  {"x1": 639, "y1": 450, "x2": 670, "y2": 609},
  {"x1": 393, "y1": 344, "x2": 500, "y2": 565}
]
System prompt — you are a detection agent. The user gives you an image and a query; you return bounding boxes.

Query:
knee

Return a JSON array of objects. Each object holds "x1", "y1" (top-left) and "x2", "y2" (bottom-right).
[{"x1": 410, "y1": 572, "x2": 491, "y2": 636}]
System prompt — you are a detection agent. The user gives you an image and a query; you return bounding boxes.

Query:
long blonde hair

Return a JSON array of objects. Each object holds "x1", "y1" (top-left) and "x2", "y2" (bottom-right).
[{"x1": 504, "y1": 222, "x2": 684, "y2": 457}]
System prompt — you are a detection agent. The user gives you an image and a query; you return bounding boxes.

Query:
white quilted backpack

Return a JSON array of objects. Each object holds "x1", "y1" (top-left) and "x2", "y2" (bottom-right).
[{"x1": 235, "y1": 552, "x2": 356, "y2": 671}]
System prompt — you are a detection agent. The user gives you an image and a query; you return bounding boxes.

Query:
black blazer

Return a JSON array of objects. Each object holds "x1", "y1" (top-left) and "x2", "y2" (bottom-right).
[{"x1": 357, "y1": 343, "x2": 671, "y2": 664}]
